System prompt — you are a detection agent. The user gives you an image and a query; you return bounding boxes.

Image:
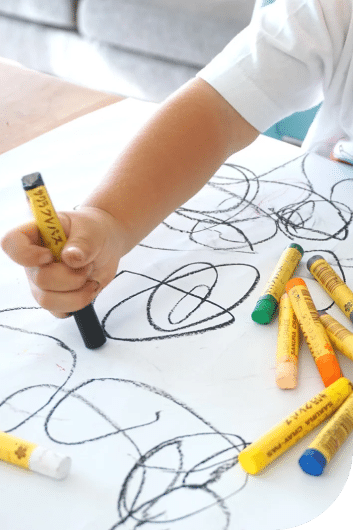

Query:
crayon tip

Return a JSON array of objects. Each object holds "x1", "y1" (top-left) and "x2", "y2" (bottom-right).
[
  {"x1": 306, "y1": 254, "x2": 323, "y2": 271},
  {"x1": 316, "y1": 353, "x2": 342, "y2": 387},
  {"x1": 285, "y1": 278, "x2": 306, "y2": 292},
  {"x1": 251, "y1": 294, "x2": 278, "y2": 325},
  {"x1": 276, "y1": 362, "x2": 297, "y2": 389},
  {"x1": 299, "y1": 448, "x2": 326, "y2": 476}
]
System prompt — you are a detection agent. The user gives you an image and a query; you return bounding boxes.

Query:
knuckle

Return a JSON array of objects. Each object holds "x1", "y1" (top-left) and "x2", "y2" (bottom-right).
[{"x1": 34, "y1": 290, "x2": 53, "y2": 311}]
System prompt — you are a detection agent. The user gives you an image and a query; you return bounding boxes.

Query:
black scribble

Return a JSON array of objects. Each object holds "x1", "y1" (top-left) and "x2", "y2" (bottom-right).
[
  {"x1": 141, "y1": 154, "x2": 353, "y2": 252},
  {"x1": 1, "y1": 151, "x2": 353, "y2": 529},
  {"x1": 0, "y1": 306, "x2": 76, "y2": 432},
  {"x1": 0, "y1": 310, "x2": 249, "y2": 529},
  {"x1": 102, "y1": 262, "x2": 260, "y2": 341}
]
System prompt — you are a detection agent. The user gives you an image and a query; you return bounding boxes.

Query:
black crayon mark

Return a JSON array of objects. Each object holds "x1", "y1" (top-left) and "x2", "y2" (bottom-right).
[
  {"x1": 0, "y1": 309, "x2": 249, "y2": 529},
  {"x1": 141, "y1": 155, "x2": 353, "y2": 252},
  {"x1": 102, "y1": 262, "x2": 260, "y2": 341}
]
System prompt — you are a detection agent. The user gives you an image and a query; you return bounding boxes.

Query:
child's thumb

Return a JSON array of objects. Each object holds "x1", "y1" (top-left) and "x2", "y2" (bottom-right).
[{"x1": 61, "y1": 233, "x2": 98, "y2": 269}]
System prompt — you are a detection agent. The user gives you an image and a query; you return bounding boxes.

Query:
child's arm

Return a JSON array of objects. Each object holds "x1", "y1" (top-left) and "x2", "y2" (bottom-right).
[
  {"x1": 82, "y1": 78, "x2": 259, "y2": 252},
  {"x1": 1, "y1": 78, "x2": 259, "y2": 317}
]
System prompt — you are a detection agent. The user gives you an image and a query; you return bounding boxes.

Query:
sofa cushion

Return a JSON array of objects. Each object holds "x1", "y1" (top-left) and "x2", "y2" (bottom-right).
[
  {"x1": 78, "y1": 0, "x2": 255, "y2": 67},
  {"x1": 0, "y1": 0, "x2": 78, "y2": 28},
  {"x1": 0, "y1": 13, "x2": 197, "y2": 102}
]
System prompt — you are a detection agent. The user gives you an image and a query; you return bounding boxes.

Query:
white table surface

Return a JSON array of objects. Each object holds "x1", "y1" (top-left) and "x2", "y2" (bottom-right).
[{"x1": 0, "y1": 98, "x2": 352, "y2": 530}]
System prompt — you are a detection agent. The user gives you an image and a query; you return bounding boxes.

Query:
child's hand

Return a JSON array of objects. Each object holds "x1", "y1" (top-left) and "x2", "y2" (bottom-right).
[{"x1": 1, "y1": 207, "x2": 126, "y2": 318}]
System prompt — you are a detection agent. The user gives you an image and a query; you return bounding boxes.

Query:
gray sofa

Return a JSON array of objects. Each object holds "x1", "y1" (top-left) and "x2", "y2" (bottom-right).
[{"x1": 0, "y1": 0, "x2": 255, "y2": 102}]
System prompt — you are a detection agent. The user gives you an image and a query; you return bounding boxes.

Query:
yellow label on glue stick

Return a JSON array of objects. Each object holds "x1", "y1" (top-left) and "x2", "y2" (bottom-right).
[
  {"x1": 238, "y1": 377, "x2": 352, "y2": 475},
  {"x1": 307, "y1": 255, "x2": 353, "y2": 324},
  {"x1": 24, "y1": 183, "x2": 67, "y2": 262},
  {"x1": 286, "y1": 278, "x2": 342, "y2": 387},
  {"x1": 275, "y1": 293, "x2": 300, "y2": 389},
  {"x1": 319, "y1": 311, "x2": 353, "y2": 362},
  {"x1": 0, "y1": 431, "x2": 37, "y2": 469}
]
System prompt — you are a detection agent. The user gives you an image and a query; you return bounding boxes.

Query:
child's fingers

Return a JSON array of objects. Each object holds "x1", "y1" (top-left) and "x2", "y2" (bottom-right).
[
  {"x1": 1, "y1": 223, "x2": 53, "y2": 267},
  {"x1": 29, "y1": 278, "x2": 100, "y2": 314},
  {"x1": 59, "y1": 213, "x2": 101, "y2": 270},
  {"x1": 26, "y1": 261, "x2": 94, "y2": 292}
]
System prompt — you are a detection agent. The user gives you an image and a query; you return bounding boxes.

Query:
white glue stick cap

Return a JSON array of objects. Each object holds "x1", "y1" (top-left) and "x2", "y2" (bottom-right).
[
  {"x1": 29, "y1": 446, "x2": 71, "y2": 479},
  {"x1": 276, "y1": 362, "x2": 297, "y2": 389}
]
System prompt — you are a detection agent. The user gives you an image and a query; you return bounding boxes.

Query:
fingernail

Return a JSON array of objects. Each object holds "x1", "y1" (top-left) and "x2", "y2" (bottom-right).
[{"x1": 65, "y1": 246, "x2": 85, "y2": 262}]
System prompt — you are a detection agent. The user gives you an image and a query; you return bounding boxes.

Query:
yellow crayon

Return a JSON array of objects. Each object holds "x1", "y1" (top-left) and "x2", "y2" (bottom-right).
[
  {"x1": 22, "y1": 172, "x2": 106, "y2": 349},
  {"x1": 23, "y1": 175, "x2": 67, "y2": 262},
  {"x1": 0, "y1": 431, "x2": 71, "y2": 479},
  {"x1": 286, "y1": 278, "x2": 342, "y2": 387},
  {"x1": 251, "y1": 243, "x2": 304, "y2": 325},
  {"x1": 275, "y1": 293, "x2": 300, "y2": 389},
  {"x1": 238, "y1": 377, "x2": 352, "y2": 475},
  {"x1": 319, "y1": 311, "x2": 353, "y2": 362},
  {"x1": 307, "y1": 255, "x2": 353, "y2": 324},
  {"x1": 299, "y1": 392, "x2": 353, "y2": 476}
]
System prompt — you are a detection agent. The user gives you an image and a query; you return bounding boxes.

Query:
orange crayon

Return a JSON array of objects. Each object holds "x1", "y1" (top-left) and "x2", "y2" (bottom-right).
[{"x1": 286, "y1": 278, "x2": 342, "y2": 387}]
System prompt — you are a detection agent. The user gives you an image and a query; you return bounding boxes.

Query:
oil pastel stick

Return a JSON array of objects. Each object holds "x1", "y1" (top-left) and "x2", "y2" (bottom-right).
[
  {"x1": 286, "y1": 278, "x2": 342, "y2": 387},
  {"x1": 307, "y1": 255, "x2": 353, "y2": 323},
  {"x1": 251, "y1": 243, "x2": 304, "y2": 324},
  {"x1": 238, "y1": 377, "x2": 352, "y2": 475},
  {"x1": 299, "y1": 392, "x2": 353, "y2": 476},
  {"x1": 275, "y1": 293, "x2": 300, "y2": 389},
  {"x1": 319, "y1": 311, "x2": 353, "y2": 362},
  {"x1": 22, "y1": 172, "x2": 106, "y2": 350},
  {"x1": 0, "y1": 430, "x2": 71, "y2": 479}
]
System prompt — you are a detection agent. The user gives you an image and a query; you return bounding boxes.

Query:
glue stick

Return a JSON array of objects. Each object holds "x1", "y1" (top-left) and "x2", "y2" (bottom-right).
[
  {"x1": 319, "y1": 311, "x2": 353, "y2": 362},
  {"x1": 0, "y1": 431, "x2": 71, "y2": 479},
  {"x1": 251, "y1": 243, "x2": 304, "y2": 325},
  {"x1": 307, "y1": 255, "x2": 353, "y2": 323},
  {"x1": 299, "y1": 392, "x2": 353, "y2": 476},
  {"x1": 275, "y1": 293, "x2": 300, "y2": 389},
  {"x1": 286, "y1": 278, "x2": 342, "y2": 387},
  {"x1": 238, "y1": 377, "x2": 352, "y2": 475}
]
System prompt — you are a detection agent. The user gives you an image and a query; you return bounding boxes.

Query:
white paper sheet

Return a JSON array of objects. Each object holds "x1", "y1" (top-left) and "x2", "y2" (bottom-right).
[{"x1": 0, "y1": 98, "x2": 352, "y2": 530}]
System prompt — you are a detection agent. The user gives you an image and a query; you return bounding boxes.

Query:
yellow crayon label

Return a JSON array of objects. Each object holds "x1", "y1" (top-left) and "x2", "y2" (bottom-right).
[
  {"x1": 0, "y1": 432, "x2": 37, "y2": 469},
  {"x1": 238, "y1": 377, "x2": 353, "y2": 474},
  {"x1": 310, "y1": 259, "x2": 353, "y2": 318},
  {"x1": 287, "y1": 284, "x2": 334, "y2": 360},
  {"x1": 261, "y1": 247, "x2": 303, "y2": 302},
  {"x1": 276, "y1": 293, "x2": 299, "y2": 363},
  {"x1": 25, "y1": 185, "x2": 67, "y2": 261},
  {"x1": 319, "y1": 313, "x2": 353, "y2": 362},
  {"x1": 308, "y1": 393, "x2": 353, "y2": 464}
]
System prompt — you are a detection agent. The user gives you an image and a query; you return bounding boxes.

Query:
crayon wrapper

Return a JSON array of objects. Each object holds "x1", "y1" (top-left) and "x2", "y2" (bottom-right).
[
  {"x1": 238, "y1": 377, "x2": 353, "y2": 474},
  {"x1": 25, "y1": 184, "x2": 67, "y2": 261},
  {"x1": 319, "y1": 313, "x2": 353, "y2": 362},
  {"x1": 261, "y1": 247, "x2": 303, "y2": 302},
  {"x1": 308, "y1": 393, "x2": 353, "y2": 464},
  {"x1": 0, "y1": 433, "x2": 37, "y2": 469},
  {"x1": 276, "y1": 295, "x2": 299, "y2": 363},
  {"x1": 287, "y1": 284, "x2": 334, "y2": 360},
  {"x1": 310, "y1": 259, "x2": 353, "y2": 318}
]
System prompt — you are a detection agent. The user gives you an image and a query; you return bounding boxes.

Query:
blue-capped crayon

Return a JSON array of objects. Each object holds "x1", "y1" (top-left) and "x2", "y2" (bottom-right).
[{"x1": 299, "y1": 392, "x2": 353, "y2": 476}]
